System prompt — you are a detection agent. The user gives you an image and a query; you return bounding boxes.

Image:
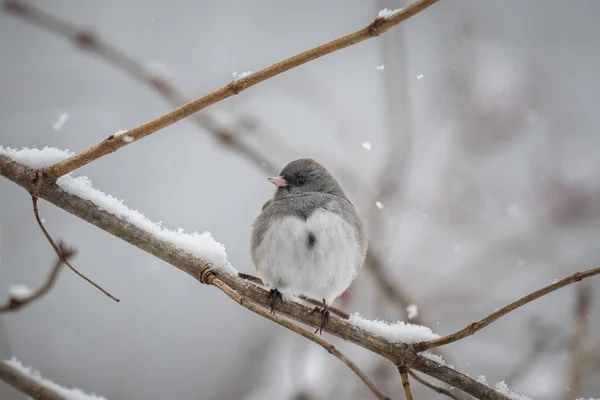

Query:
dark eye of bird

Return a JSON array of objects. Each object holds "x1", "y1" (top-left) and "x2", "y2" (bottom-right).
[{"x1": 298, "y1": 178, "x2": 306, "y2": 185}]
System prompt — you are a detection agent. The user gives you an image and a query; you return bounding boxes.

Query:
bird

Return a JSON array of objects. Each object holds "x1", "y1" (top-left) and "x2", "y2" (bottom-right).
[{"x1": 251, "y1": 158, "x2": 366, "y2": 334}]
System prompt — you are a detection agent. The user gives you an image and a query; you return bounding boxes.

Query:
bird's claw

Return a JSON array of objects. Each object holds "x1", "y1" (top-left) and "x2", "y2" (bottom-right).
[
  {"x1": 267, "y1": 288, "x2": 283, "y2": 314},
  {"x1": 310, "y1": 306, "x2": 330, "y2": 335}
]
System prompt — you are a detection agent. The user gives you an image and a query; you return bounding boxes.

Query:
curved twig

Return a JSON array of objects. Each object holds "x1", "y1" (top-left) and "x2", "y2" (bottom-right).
[
  {"x1": 0, "y1": 242, "x2": 75, "y2": 313},
  {"x1": 32, "y1": 196, "x2": 120, "y2": 302}
]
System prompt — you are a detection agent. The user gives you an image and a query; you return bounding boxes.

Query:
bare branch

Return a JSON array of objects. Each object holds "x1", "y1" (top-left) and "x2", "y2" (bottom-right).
[
  {"x1": 565, "y1": 284, "x2": 591, "y2": 400},
  {"x1": 32, "y1": 196, "x2": 120, "y2": 302},
  {"x1": 409, "y1": 370, "x2": 461, "y2": 400},
  {"x1": 0, "y1": 242, "x2": 75, "y2": 313},
  {"x1": 32, "y1": 0, "x2": 442, "y2": 180},
  {"x1": 211, "y1": 277, "x2": 389, "y2": 400},
  {"x1": 398, "y1": 366, "x2": 414, "y2": 400},
  {"x1": 2, "y1": 0, "x2": 278, "y2": 174},
  {"x1": 0, "y1": 361, "x2": 63, "y2": 400},
  {"x1": 416, "y1": 268, "x2": 600, "y2": 351},
  {"x1": 0, "y1": 156, "x2": 509, "y2": 399}
]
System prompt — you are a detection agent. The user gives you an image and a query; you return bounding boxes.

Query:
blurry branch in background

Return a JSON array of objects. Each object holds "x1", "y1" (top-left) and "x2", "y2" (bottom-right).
[
  {"x1": 211, "y1": 277, "x2": 390, "y2": 400},
  {"x1": 2, "y1": 0, "x2": 278, "y2": 174},
  {"x1": 0, "y1": 362, "x2": 63, "y2": 400},
  {"x1": 408, "y1": 370, "x2": 461, "y2": 400},
  {"x1": 565, "y1": 284, "x2": 592, "y2": 400},
  {"x1": 8, "y1": 0, "x2": 442, "y2": 180},
  {"x1": 415, "y1": 267, "x2": 600, "y2": 351},
  {"x1": 398, "y1": 366, "x2": 414, "y2": 400},
  {"x1": 32, "y1": 196, "x2": 120, "y2": 302},
  {"x1": 0, "y1": 156, "x2": 513, "y2": 400},
  {"x1": 0, "y1": 242, "x2": 74, "y2": 313}
]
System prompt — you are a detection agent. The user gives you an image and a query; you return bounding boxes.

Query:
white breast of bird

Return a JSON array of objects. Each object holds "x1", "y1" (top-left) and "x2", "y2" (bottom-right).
[{"x1": 255, "y1": 208, "x2": 362, "y2": 304}]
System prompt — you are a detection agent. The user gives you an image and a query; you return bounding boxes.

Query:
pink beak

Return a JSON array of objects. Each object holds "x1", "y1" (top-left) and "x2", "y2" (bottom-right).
[{"x1": 268, "y1": 176, "x2": 288, "y2": 188}]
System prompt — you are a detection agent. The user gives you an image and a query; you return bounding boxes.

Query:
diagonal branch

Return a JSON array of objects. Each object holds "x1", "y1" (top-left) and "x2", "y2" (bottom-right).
[
  {"x1": 409, "y1": 370, "x2": 461, "y2": 399},
  {"x1": 416, "y1": 268, "x2": 600, "y2": 351},
  {"x1": 398, "y1": 365, "x2": 414, "y2": 400},
  {"x1": 32, "y1": 196, "x2": 120, "y2": 302},
  {"x1": 31, "y1": 0, "x2": 442, "y2": 180},
  {"x1": 3, "y1": 0, "x2": 278, "y2": 174},
  {"x1": 211, "y1": 277, "x2": 389, "y2": 400},
  {"x1": 0, "y1": 242, "x2": 75, "y2": 313},
  {"x1": 0, "y1": 155, "x2": 509, "y2": 400}
]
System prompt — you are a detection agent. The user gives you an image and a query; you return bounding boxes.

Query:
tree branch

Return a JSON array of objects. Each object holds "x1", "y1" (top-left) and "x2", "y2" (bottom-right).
[
  {"x1": 0, "y1": 155, "x2": 509, "y2": 399},
  {"x1": 211, "y1": 277, "x2": 389, "y2": 400},
  {"x1": 0, "y1": 242, "x2": 75, "y2": 313},
  {"x1": 565, "y1": 284, "x2": 591, "y2": 400},
  {"x1": 3, "y1": 0, "x2": 278, "y2": 174},
  {"x1": 29, "y1": 0, "x2": 442, "y2": 180},
  {"x1": 409, "y1": 370, "x2": 460, "y2": 400},
  {"x1": 238, "y1": 272, "x2": 350, "y2": 319},
  {"x1": 416, "y1": 267, "x2": 600, "y2": 351},
  {"x1": 398, "y1": 366, "x2": 414, "y2": 400},
  {"x1": 0, "y1": 361, "x2": 63, "y2": 400},
  {"x1": 32, "y1": 196, "x2": 120, "y2": 302}
]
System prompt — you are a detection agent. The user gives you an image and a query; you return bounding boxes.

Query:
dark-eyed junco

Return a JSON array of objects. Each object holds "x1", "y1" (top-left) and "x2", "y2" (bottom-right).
[{"x1": 251, "y1": 158, "x2": 366, "y2": 333}]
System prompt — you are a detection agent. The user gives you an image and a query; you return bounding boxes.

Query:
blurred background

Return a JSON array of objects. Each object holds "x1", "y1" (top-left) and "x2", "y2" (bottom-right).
[{"x1": 1, "y1": 0, "x2": 599, "y2": 399}]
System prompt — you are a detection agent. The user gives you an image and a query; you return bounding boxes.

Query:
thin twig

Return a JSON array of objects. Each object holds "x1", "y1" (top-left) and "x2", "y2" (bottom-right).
[
  {"x1": 398, "y1": 366, "x2": 414, "y2": 400},
  {"x1": 238, "y1": 272, "x2": 350, "y2": 319},
  {"x1": 32, "y1": 0, "x2": 441, "y2": 180},
  {"x1": 0, "y1": 242, "x2": 75, "y2": 313},
  {"x1": 210, "y1": 277, "x2": 390, "y2": 400},
  {"x1": 2, "y1": 0, "x2": 278, "y2": 174},
  {"x1": 0, "y1": 361, "x2": 63, "y2": 400},
  {"x1": 409, "y1": 370, "x2": 460, "y2": 400},
  {"x1": 565, "y1": 284, "x2": 591, "y2": 400},
  {"x1": 416, "y1": 267, "x2": 600, "y2": 351},
  {"x1": 32, "y1": 196, "x2": 120, "y2": 302}
]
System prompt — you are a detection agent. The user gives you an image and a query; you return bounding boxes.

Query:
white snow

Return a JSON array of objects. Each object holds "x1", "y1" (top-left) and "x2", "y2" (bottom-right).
[
  {"x1": 0, "y1": 146, "x2": 73, "y2": 168},
  {"x1": 9, "y1": 285, "x2": 32, "y2": 300},
  {"x1": 417, "y1": 74, "x2": 424, "y2": 80},
  {"x1": 406, "y1": 304, "x2": 418, "y2": 319},
  {"x1": 493, "y1": 381, "x2": 532, "y2": 400},
  {"x1": 476, "y1": 375, "x2": 488, "y2": 385},
  {"x1": 375, "y1": 201, "x2": 384, "y2": 210},
  {"x1": 378, "y1": 8, "x2": 402, "y2": 18},
  {"x1": 0, "y1": 147, "x2": 236, "y2": 275},
  {"x1": 348, "y1": 313, "x2": 439, "y2": 343},
  {"x1": 375, "y1": 65, "x2": 385, "y2": 71},
  {"x1": 232, "y1": 71, "x2": 252, "y2": 79},
  {"x1": 4, "y1": 357, "x2": 108, "y2": 400},
  {"x1": 122, "y1": 135, "x2": 134, "y2": 143},
  {"x1": 53, "y1": 112, "x2": 69, "y2": 131},
  {"x1": 361, "y1": 141, "x2": 372, "y2": 151}
]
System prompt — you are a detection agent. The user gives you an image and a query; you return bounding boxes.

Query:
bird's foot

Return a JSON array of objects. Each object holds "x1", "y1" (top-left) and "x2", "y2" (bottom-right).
[
  {"x1": 267, "y1": 288, "x2": 283, "y2": 314},
  {"x1": 310, "y1": 305, "x2": 330, "y2": 335}
]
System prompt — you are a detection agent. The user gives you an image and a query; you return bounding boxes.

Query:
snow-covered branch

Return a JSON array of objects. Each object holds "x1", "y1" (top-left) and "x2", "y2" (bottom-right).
[
  {"x1": 0, "y1": 358, "x2": 107, "y2": 400},
  {"x1": 0, "y1": 152, "x2": 510, "y2": 399}
]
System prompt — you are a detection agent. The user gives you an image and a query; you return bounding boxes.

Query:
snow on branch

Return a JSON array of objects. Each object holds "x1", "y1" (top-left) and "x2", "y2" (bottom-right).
[
  {"x1": 0, "y1": 153, "x2": 511, "y2": 399},
  {"x1": 0, "y1": 357, "x2": 107, "y2": 400}
]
